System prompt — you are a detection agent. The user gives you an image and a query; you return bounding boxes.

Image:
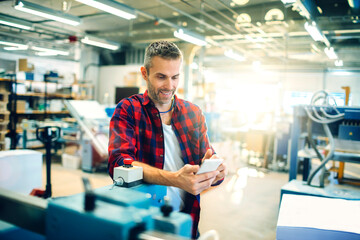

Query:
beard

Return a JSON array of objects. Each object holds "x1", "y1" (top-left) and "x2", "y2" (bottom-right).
[{"x1": 147, "y1": 80, "x2": 176, "y2": 105}]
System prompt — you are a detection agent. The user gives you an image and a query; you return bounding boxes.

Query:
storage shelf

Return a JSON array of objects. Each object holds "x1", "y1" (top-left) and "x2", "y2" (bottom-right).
[
  {"x1": 16, "y1": 110, "x2": 70, "y2": 115},
  {"x1": 17, "y1": 92, "x2": 72, "y2": 98}
]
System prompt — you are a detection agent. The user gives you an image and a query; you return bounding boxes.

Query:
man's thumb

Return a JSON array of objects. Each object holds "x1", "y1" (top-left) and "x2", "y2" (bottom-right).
[{"x1": 203, "y1": 149, "x2": 212, "y2": 160}]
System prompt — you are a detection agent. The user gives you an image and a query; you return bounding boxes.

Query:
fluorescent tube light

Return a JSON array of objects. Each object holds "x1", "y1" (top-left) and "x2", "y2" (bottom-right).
[
  {"x1": 31, "y1": 46, "x2": 69, "y2": 56},
  {"x1": 14, "y1": 0, "x2": 81, "y2": 26},
  {"x1": 81, "y1": 36, "x2": 120, "y2": 50},
  {"x1": 335, "y1": 60, "x2": 343, "y2": 67},
  {"x1": 281, "y1": 0, "x2": 296, "y2": 4},
  {"x1": 76, "y1": 0, "x2": 136, "y2": 20},
  {"x1": 304, "y1": 21, "x2": 324, "y2": 41},
  {"x1": 224, "y1": 50, "x2": 245, "y2": 62},
  {"x1": 348, "y1": 0, "x2": 355, "y2": 8},
  {"x1": 0, "y1": 40, "x2": 28, "y2": 48},
  {"x1": 0, "y1": 14, "x2": 33, "y2": 30},
  {"x1": 174, "y1": 29, "x2": 207, "y2": 46},
  {"x1": 324, "y1": 47, "x2": 338, "y2": 60},
  {"x1": 4, "y1": 46, "x2": 28, "y2": 51}
]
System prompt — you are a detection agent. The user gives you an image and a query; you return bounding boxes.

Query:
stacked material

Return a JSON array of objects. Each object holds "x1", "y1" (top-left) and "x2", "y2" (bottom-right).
[
  {"x1": 0, "y1": 150, "x2": 43, "y2": 194},
  {"x1": 277, "y1": 194, "x2": 360, "y2": 240}
]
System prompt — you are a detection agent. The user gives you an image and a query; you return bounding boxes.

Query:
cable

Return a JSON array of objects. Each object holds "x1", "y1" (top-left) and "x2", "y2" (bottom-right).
[
  {"x1": 305, "y1": 90, "x2": 339, "y2": 187},
  {"x1": 307, "y1": 123, "x2": 335, "y2": 187},
  {"x1": 304, "y1": 107, "x2": 343, "y2": 124}
]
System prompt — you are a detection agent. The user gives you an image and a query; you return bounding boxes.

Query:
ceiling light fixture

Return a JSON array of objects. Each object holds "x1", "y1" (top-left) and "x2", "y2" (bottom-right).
[
  {"x1": 76, "y1": 0, "x2": 136, "y2": 20},
  {"x1": 14, "y1": 0, "x2": 81, "y2": 26},
  {"x1": 224, "y1": 50, "x2": 245, "y2": 62},
  {"x1": 174, "y1": 29, "x2": 207, "y2": 46},
  {"x1": 348, "y1": 0, "x2": 355, "y2": 8},
  {"x1": 335, "y1": 59, "x2": 343, "y2": 67},
  {"x1": 324, "y1": 47, "x2": 338, "y2": 60},
  {"x1": 0, "y1": 14, "x2": 33, "y2": 30},
  {"x1": 4, "y1": 46, "x2": 28, "y2": 51},
  {"x1": 304, "y1": 21, "x2": 324, "y2": 41},
  {"x1": 31, "y1": 46, "x2": 69, "y2": 56},
  {"x1": 0, "y1": 40, "x2": 28, "y2": 48},
  {"x1": 81, "y1": 35, "x2": 120, "y2": 50},
  {"x1": 281, "y1": 0, "x2": 296, "y2": 4}
]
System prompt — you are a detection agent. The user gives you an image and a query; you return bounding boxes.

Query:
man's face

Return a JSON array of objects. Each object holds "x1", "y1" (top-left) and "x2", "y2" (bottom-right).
[{"x1": 142, "y1": 56, "x2": 181, "y2": 106}]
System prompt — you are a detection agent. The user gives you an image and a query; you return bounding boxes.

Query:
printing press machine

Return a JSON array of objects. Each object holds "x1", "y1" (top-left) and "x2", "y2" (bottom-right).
[{"x1": 277, "y1": 97, "x2": 360, "y2": 240}]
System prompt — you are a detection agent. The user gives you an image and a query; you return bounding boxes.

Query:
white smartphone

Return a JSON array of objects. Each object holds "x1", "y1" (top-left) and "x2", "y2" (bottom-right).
[{"x1": 196, "y1": 159, "x2": 223, "y2": 175}]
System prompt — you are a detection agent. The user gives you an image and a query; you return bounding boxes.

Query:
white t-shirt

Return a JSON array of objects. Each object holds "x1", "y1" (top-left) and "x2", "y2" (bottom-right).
[{"x1": 162, "y1": 123, "x2": 186, "y2": 211}]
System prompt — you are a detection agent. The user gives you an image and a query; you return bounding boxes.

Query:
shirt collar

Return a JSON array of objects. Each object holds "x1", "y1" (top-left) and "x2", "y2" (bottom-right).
[
  {"x1": 142, "y1": 90, "x2": 182, "y2": 111},
  {"x1": 143, "y1": 90, "x2": 152, "y2": 106}
]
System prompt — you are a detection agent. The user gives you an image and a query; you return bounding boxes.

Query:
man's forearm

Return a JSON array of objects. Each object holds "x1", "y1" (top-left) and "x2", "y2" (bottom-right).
[{"x1": 132, "y1": 161, "x2": 178, "y2": 187}]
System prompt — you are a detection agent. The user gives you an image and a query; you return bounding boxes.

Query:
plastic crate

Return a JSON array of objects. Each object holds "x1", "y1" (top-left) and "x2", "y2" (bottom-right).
[{"x1": 61, "y1": 153, "x2": 81, "y2": 169}]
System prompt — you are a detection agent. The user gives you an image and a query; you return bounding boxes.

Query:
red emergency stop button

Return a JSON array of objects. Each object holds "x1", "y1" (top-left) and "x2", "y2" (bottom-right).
[{"x1": 124, "y1": 158, "x2": 133, "y2": 167}]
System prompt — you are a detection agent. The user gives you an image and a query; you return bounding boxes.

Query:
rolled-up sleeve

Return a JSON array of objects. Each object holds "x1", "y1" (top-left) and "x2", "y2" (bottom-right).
[{"x1": 108, "y1": 100, "x2": 137, "y2": 178}]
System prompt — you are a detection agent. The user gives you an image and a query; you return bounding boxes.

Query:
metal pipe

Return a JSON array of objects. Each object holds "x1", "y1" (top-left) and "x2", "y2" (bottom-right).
[{"x1": 155, "y1": 0, "x2": 232, "y2": 37}]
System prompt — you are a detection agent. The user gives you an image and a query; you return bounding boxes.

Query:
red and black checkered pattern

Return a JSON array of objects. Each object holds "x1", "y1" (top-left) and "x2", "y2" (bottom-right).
[{"x1": 108, "y1": 90, "x2": 214, "y2": 238}]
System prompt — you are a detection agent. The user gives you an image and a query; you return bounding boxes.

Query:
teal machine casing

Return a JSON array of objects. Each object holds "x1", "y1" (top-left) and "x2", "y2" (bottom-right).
[{"x1": 46, "y1": 184, "x2": 192, "y2": 239}]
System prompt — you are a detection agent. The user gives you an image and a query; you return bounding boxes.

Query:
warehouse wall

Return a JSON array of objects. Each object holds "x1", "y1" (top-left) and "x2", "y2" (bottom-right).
[
  {"x1": 97, "y1": 65, "x2": 142, "y2": 105},
  {"x1": 204, "y1": 68, "x2": 360, "y2": 106},
  {"x1": 79, "y1": 46, "x2": 100, "y2": 100},
  {"x1": 324, "y1": 72, "x2": 360, "y2": 105}
]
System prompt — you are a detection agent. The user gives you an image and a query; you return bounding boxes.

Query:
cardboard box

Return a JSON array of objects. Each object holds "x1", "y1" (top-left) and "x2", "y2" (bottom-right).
[
  {"x1": 0, "y1": 111, "x2": 9, "y2": 122},
  {"x1": 16, "y1": 100, "x2": 27, "y2": 112},
  {"x1": 0, "y1": 82, "x2": 10, "y2": 93},
  {"x1": 0, "y1": 102, "x2": 7, "y2": 112},
  {"x1": 18, "y1": 58, "x2": 34, "y2": 72},
  {"x1": 124, "y1": 72, "x2": 141, "y2": 86},
  {"x1": 0, "y1": 121, "x2": 8, "y2": 131}
]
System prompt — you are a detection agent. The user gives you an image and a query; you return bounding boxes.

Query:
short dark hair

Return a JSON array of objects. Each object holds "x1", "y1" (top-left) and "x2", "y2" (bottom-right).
[{"x1": 144, "y1": 41, "x2": 182, "y2": 72}]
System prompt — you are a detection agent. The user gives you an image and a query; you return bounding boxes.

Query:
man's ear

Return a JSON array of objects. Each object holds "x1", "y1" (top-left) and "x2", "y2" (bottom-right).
[{"x1": 140, "y1": 66, "x2": 148, "y2": 81}]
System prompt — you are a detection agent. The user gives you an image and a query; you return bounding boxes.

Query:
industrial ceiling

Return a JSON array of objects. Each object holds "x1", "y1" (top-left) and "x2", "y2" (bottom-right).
[{"x1": 0, "y1": 0, "x2": 359, "y2": 69}]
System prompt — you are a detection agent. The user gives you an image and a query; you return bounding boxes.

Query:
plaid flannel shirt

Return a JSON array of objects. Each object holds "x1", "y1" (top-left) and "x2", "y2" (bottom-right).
[{"x1": 108, "y1": 90, "x2": 222, "y2": 239}]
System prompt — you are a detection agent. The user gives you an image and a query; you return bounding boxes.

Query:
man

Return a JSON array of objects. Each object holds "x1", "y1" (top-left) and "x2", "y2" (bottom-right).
[{"x1": 108, "y1": 41, "x2": 227, "y2": 239}]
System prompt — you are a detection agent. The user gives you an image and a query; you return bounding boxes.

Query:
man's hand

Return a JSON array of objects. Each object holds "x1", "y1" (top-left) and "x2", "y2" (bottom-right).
[
  {"x1": 174, "y1": 164, "x2": 218, "y2": 195},
  {"x1": 201, "y1": 149, "x2": 228, "y2": 185}
]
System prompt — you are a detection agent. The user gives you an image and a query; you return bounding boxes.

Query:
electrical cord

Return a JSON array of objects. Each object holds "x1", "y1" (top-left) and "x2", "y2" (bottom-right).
[
  {"x1": 305, "y1": 90, "x2": 340, "y2": 187},
  {"x1": 306, "y1": 122, "x2": 335, "y2": 187}
]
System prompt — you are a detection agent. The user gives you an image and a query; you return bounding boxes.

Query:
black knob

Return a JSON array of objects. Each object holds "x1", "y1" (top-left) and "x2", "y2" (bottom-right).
[{"x1": 160, "y1": 197, "x2": 173, "y2": 217}]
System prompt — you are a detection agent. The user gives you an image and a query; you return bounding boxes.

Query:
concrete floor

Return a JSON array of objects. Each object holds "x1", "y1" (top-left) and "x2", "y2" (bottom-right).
[{"x1": 43, "y1": 160, "x2": 288, "y2": 240}]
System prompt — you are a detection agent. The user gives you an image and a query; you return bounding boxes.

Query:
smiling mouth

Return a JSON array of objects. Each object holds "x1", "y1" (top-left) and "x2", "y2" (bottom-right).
[{"x1": 159, "y1": 90, "x2": 173, "y2": 97}]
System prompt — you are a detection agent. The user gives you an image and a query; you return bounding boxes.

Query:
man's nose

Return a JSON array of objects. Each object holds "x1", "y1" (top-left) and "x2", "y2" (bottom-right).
[{"x1": 163, "y1": 78, "x2": 172, "y2": 89}]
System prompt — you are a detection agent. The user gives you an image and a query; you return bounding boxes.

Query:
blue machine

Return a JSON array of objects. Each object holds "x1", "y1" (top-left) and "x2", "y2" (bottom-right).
[
  {"x1": 0, "y1": 182, "x2": 192, "y2": 240},
  {"x1": 282, "y1": 104, "x2": 360, "y2": 201}
]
